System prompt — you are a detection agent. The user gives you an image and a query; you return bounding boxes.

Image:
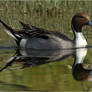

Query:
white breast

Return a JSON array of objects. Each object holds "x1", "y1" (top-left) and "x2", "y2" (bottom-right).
[{"x1": 75, "y1": 32, "x2": 87, "y2": 48}]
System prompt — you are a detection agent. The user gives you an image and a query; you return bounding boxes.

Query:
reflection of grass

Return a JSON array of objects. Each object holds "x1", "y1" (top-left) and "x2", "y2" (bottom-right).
[{"x1": 0, "y1": 80, "x2": 31, "y2": 91}]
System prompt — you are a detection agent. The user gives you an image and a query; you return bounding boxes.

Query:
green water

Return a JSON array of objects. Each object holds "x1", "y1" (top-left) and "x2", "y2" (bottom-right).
[{"x1": 0, "y1": 1, "x2": 92, "y2": 91}]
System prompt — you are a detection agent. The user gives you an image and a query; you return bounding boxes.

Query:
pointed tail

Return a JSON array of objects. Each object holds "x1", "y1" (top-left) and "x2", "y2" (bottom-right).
[{"x1": 0, "y1": 20, "x2": 19, "y2": 41}]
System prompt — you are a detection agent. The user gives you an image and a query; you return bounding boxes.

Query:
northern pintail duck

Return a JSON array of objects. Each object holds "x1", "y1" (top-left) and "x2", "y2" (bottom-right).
[{"x1": 0, "y1": 13, "x2": 92, "y2": 49}]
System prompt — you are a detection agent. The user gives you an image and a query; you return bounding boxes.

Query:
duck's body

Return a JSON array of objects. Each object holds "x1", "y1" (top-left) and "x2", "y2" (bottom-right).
[
  {"x1": 20, "y1": 30, "x2": 73, "y2": 49},
  {"x1": 0, "y1": 13, "x2": 92, "y2": 49}
]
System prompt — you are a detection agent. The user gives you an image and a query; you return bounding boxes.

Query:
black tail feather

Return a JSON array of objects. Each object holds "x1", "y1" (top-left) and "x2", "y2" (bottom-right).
[
  {"x1": 0, "y1": 20, "x2": 20, "y2": 40},
  {"x1": 0, "y1": 20, "x2": 14, "y2": 33},
  {"x1": 0, "y1": 20, "x2": 22, "y2": 46}
]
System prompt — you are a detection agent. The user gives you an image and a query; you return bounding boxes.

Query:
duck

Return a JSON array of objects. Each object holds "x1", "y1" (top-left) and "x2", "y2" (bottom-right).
[{"x1": 0, "y1": 13, "x2": 92, "y2": 49}]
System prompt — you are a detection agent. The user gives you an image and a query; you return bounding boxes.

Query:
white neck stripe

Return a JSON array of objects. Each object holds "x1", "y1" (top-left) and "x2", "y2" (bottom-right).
[{"x1": 75, "y1": 32, "x2": 87, "y2": 48}]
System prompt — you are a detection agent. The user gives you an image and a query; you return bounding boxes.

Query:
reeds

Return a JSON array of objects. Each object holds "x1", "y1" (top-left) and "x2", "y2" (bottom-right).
[{"x1": 0, "y1": 1, "x2": 92, "y2": 44}]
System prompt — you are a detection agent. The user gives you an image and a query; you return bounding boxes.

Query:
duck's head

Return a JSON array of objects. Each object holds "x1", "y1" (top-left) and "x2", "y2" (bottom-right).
[{"x1": 72, "y1": 13, "x2": 92, "y2": 32}]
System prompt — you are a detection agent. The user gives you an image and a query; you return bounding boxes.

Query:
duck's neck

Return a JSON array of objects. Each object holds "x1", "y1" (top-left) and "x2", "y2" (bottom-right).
[
  {"x1": 74, "y1": 32, "x2": 87, "y2": 48},
  {"x1": 72, "y1": 24, "x2": 87, "y2": 47}
]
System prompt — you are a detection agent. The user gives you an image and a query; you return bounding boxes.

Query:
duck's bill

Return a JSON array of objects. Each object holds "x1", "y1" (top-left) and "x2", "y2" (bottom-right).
[{"x1": 88, "y1": 20, "x2": 92, "y2": 26}]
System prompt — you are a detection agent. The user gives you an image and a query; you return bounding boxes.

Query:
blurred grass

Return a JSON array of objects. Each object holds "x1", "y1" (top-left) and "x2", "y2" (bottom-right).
[{"x1": 0, "y1": 1, "x2": 92, "y2": 42}]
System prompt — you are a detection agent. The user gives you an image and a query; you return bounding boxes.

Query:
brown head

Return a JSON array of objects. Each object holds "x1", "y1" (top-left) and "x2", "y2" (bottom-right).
[{"x1": 72, "y1": 13, "x2": 92, "y2": 32}]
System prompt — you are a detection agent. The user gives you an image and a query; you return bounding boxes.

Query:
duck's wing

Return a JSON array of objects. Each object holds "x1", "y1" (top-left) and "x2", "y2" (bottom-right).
[
  {"x1": 19, "y1": 21, "x2": 49, "y2": 32},
  {"x1": 19, "y1": 21, "x2": 31, "y2": 30},
  {"x1": 19, "y1": 21, "x2": 43, "y2": 31},
  {"x1": 19, "y1": 21, "x2": 52, "y2": 38},
  {"x1": 19, "y1": 21, "x2": 72, "y2": 41}
]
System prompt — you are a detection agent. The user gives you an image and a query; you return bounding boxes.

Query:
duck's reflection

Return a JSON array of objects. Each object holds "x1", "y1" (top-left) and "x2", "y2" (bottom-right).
[
  {"x1": 0, "y1": 48, "x2": 75, "y2": 71},
  {"x1": 73, "y1": 48, "x2": 88, "y2": 81},
  {"x1": 72, "y1": 48, "x2": 92, "y2": 81},
  {"x1": 0, "y1": 47, "x2": 92, "y2": 82}
]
